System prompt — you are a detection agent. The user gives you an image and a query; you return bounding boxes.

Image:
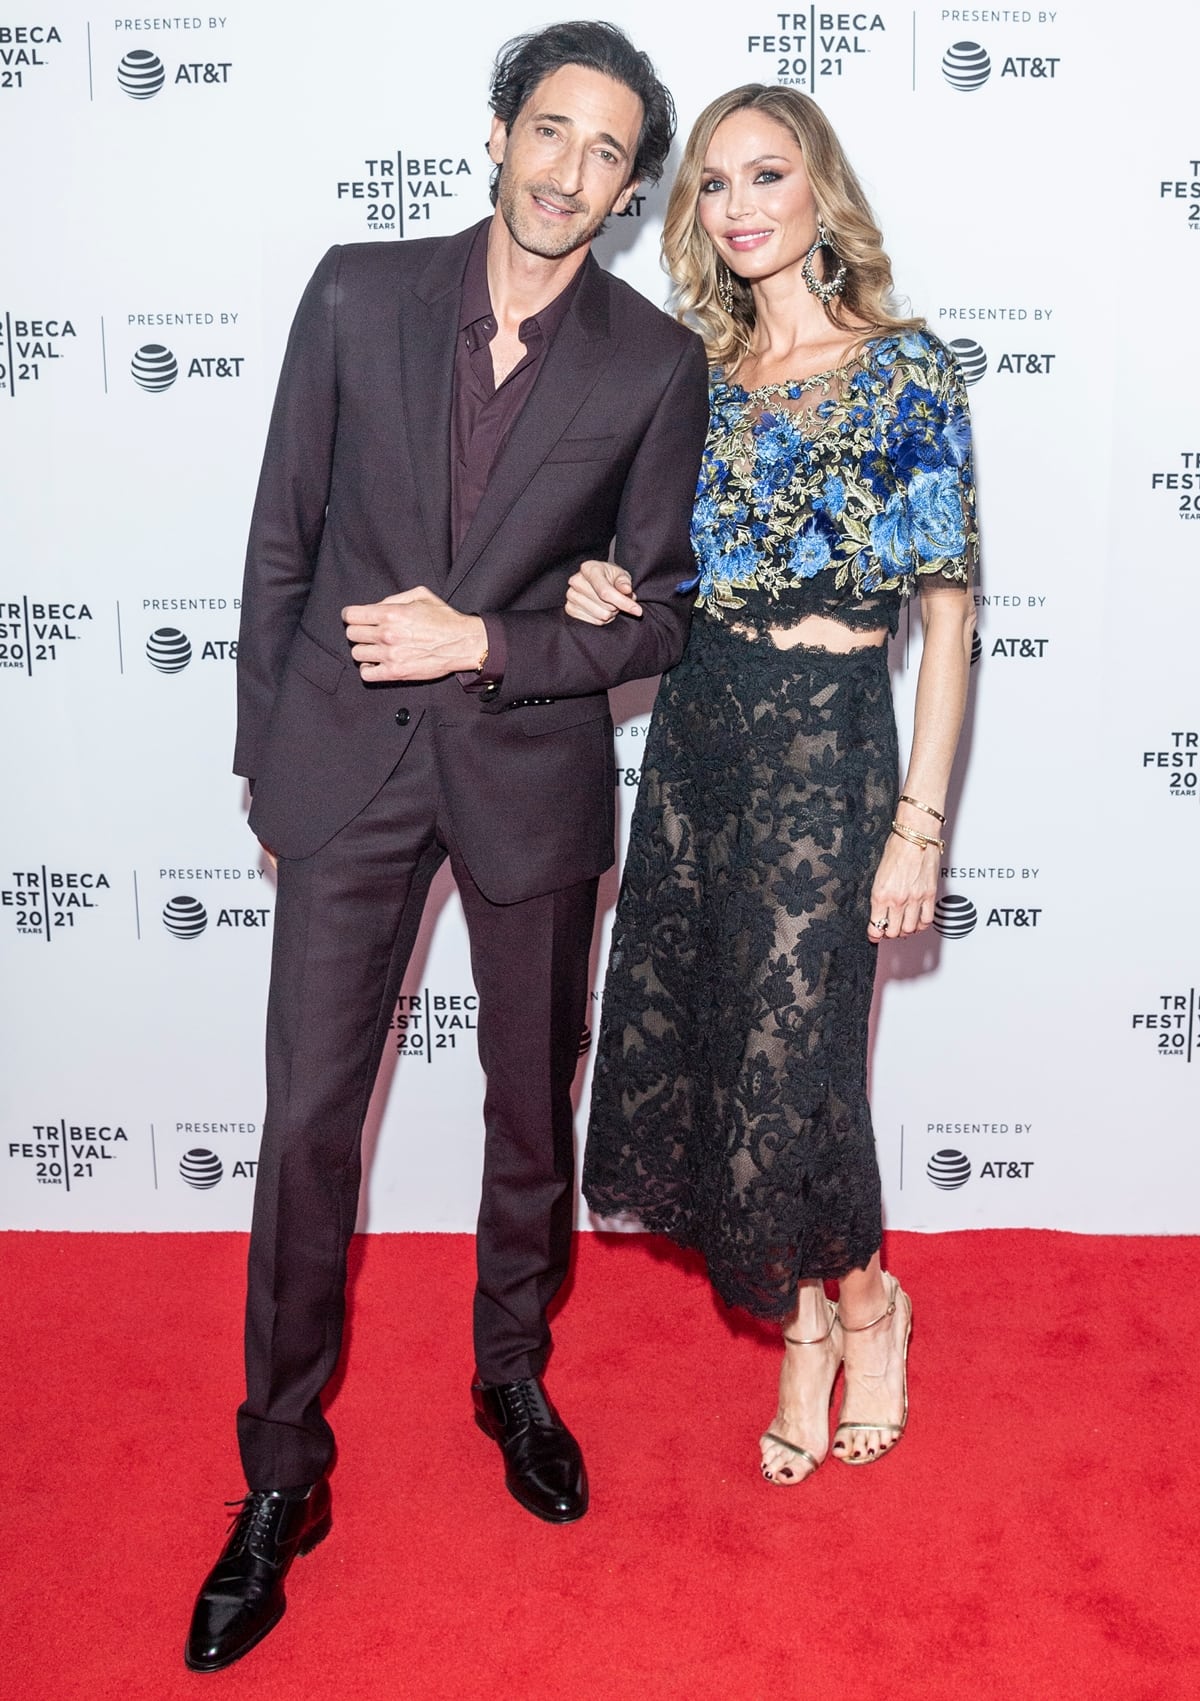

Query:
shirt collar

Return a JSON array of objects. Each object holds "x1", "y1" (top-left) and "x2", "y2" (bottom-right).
[{"x1": 459, "y1": 218, "x2": 587, "y2": 342}]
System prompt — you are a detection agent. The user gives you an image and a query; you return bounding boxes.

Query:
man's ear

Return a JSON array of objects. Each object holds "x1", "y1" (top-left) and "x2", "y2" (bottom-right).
[
  {"x1": 613, "y1": 178, "x2": 641, "y2": 216},
  {"x1": 487, "y1": 113, "x2": 508, "y2": 168}
]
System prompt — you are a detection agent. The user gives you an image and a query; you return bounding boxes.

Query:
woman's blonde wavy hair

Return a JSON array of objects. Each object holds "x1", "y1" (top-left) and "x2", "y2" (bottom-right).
[{"x1": 662, "y1": 84, "x2": 923, "y2": 374}]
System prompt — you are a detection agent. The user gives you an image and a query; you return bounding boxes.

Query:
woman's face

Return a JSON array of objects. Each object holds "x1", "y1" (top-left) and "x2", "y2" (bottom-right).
[{"x1": 696, "y1": 108, "x2": 819, "y2": 284}]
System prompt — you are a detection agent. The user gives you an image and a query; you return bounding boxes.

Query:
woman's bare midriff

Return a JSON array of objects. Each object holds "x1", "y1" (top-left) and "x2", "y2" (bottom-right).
[{"x1": 731, "y1": 614, "x2": 889, "y2": 653}]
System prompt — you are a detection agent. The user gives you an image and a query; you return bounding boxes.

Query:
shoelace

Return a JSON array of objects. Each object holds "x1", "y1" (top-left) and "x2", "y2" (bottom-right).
[
  {"x1": 223, "y1": 1491, "x2": 281, "y2": 1555},
  {"x1": 503, "y1": 1381, "x2": 549, "y2": 1429}
]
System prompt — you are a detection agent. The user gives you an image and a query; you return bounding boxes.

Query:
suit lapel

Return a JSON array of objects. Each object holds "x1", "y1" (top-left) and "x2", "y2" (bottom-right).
[
  {"x1": 444, "y1": 254, "x2": 614, "y2": 600},
  {"x1": 395, "y1": 223, "x2": 480, "y2": 579}
]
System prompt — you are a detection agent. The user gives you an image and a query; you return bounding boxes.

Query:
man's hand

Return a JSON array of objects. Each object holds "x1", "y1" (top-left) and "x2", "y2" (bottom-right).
[{"x1": 342, "y1": 588, "x2": 487, "y2": 682}]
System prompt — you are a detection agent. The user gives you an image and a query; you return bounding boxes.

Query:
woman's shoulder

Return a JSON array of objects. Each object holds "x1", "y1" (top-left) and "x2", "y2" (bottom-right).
[{"x1": 865, "y1": 327, "x2": 963, "y2": 386}]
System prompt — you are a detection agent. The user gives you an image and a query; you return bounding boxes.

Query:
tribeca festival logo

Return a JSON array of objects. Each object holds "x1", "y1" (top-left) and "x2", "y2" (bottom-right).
[
  {"x1": 1, "y1": 598, "x2": 94, "y2": 676},
  {"x1": 7, "y1": 1119, "x2": 131, "y2": 1190},
  {"x1": 1142, "y1": 731, "x2": 1198, "y2": 800},
  {"x1": 336, "y1": 150, "x2": 473, "y2": 236},
  {"x1": 391, "y1": 988, "x2": 479, "y2": 1061},
  {"x1": 113, "y1": 16, "x2": 232, "y2": 99},
  {"x1": 0, "y1": 23, "x2": 61, "y2": 90},
  {"x1": 0, "y1": 314, "x2": 78, "y2": 400},
  {"x1": 745, "y1": 11, "x2": 892, "y2": 93},
  {"x1": 1158, "y1": 158, "x2": 1199, "y2": 233},
  {"x1": 1131, "y1": 991, "x2": 1198, "y2": 1063},
  {"x1": 1, "y1": 866, "x2": 111, "y2": 941},
  {"x1": 1150, "y1": 453, "x2": 1200, "y2": 521}
]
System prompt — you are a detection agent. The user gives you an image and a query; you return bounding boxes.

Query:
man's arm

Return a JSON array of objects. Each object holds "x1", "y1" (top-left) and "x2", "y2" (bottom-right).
[
  {"x1": 233, "y1": 246, "x2": 341, "y2": 779},
  {"x1": 478, "y1": 331, "x2": 709, "y2": 708}
]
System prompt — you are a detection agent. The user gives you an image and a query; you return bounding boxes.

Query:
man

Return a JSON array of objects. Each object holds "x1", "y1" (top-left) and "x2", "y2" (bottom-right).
[{"x1": 185, "y1": 20, "x2": 708, "y2": 1673}]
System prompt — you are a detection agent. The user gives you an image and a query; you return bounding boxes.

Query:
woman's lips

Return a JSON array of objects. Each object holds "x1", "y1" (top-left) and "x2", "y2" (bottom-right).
[{"x1": 725, "y1": 230, "x2": 773, "y2": 251}]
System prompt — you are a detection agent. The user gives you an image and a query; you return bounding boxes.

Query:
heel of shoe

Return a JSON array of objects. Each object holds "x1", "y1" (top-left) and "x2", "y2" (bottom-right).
[{"x1": 297, "y1": 1511, "x2": 332, "y2": 1557}]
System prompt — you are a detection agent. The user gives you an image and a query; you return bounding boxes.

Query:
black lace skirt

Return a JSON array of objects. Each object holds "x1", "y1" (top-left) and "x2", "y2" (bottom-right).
[{"x1": 582, "y1": 615, "x2": 899, "y2": 1320}]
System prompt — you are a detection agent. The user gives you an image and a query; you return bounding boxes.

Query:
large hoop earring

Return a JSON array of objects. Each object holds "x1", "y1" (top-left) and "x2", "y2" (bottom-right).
[
  {"x1": 803, "y1": 221, "x2": 847, "y2": 304},
  {"x1": 717, "y1": 261, "x2": 735, "y2": 314}
]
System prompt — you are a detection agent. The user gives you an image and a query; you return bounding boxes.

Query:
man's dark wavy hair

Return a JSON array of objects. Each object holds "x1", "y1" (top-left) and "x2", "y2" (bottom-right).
[{"x1": 488, "y1": 21, "x2": 676, "y2": 206}]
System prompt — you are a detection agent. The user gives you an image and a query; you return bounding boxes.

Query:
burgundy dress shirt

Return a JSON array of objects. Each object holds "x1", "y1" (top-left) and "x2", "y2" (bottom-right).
[{"x1": 451, "y1": 223, "x2": 584, "y2": 691}]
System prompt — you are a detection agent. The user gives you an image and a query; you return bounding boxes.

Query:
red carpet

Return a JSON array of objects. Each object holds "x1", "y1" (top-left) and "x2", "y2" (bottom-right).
[{"x1": 3, "y1": 1230, "x2": 1196, "y2": 1700}]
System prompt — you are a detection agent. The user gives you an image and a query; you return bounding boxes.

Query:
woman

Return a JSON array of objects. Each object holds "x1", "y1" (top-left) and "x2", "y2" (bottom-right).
[{"x1": 569, "y1": 85, "x2": 977, "y2": 1483}]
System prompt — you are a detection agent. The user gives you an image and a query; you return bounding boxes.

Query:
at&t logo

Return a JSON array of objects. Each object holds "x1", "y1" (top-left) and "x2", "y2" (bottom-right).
[
  {"x1": 161, "y1": 891, "x2": 269, "y2": 936},
  {"x1": 116, "y1": 50, "x2": 230, "y2": 98},
  {"x1": 941, "y1": 40, "x2": 1059, "y2": 88},
  {"x1": 130, "y1": 344, "x2": 244, "y2": 390},
  {"x1": 926, "y1": 1146, "x2": 1034, "y2": 1188},
  {"x1": 147, "y1": 627, "x2": 191, "y2": 672},
  {"x1": 145, "y1": 627, "x2": 238, "y2": 669},
  {"x1": 117, "y1": 48, "x2": 165, "y2": 98},
  {"x1": 927, "y1": 1149, "x2": 971, "y2": 1189},
  {"x1": 942, "y1": 42, "x2": 990, "y2": 89},
  {"x1": 179, "y1": 1146, "x2": 258, "y2": 1187},
  {"x1": 131, "y1": 345, "x2": 177, "y2": 391},
  {"x1": 949, "y1": 338, "x2": 1056, "y2": 383},
  {"x1": 933, "y1": 895, "x2": 976, "y2": 938},
  {"x1": 163, "y1": 895, "x2": 207, "y2": 938},
  {"x1": 180, "y1": 1148, "x2": 222, "y2": 1188}
]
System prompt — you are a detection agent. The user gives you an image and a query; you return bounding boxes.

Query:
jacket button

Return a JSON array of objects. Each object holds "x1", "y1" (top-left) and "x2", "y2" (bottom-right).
[
  {"x1": 480, "y1": 682, "x2": 500, "y2": 702},
  {"x1": 394, "y1": 708, "x2": 410, "y2": 727}
]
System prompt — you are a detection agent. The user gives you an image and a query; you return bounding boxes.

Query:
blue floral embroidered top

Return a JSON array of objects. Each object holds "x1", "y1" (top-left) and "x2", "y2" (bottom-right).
[{"x1": 686, "y1": 329, "x2": 978, "y2": 636}]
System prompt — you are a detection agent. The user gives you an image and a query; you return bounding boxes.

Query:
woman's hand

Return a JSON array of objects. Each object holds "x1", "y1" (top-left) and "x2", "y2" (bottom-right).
[
  {"x1": 564, "y1": 560, "x2": 643, "y2": 625},
  {"x1": 867, "y1": 834, "x2": 939, "y2": 941}
]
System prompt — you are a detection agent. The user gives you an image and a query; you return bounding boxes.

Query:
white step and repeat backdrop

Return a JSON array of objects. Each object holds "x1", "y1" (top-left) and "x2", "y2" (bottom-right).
[{"x1": 1, "y1": 3, "x2": 1196, "y2": 1234}]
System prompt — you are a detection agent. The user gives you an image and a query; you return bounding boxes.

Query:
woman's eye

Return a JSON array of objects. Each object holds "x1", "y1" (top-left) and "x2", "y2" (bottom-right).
[
  {"x1": 755, "y1": 170, "x2": 782, "y2": 184},
  {"x1": 701, "y1": 177, "x2": 725, "y2": 194}
]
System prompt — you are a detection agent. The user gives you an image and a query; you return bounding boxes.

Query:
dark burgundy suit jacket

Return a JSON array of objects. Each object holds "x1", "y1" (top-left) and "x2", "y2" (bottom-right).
[{"x1": 234, "y1": 222, "x2": 709, "y2": 904}]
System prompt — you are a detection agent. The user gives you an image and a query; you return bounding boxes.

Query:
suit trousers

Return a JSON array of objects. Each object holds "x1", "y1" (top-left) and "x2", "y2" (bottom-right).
[{"x1": 236, "y1": 719, "x2": 599, "y2": 1489}]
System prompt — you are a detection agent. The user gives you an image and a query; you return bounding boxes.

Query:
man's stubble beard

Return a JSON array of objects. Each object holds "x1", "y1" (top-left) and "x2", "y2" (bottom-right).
[{"x1": 496, "y1": 169, "x2": 612, "y2": 260}]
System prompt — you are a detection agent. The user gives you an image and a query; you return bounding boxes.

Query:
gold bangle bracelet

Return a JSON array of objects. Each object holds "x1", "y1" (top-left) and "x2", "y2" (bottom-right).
[
  {"x1": 890, "y1": 820, "x2": 946, "y2": 854},
  {"x1": 897, "y1": 793, "x2": 946, "y2": 825}
]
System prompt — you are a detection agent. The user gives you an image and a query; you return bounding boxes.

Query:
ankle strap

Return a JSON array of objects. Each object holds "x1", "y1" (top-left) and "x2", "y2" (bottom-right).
[{"x1": 835, "y1": 1276, "x2": 898, "y2": 1333}]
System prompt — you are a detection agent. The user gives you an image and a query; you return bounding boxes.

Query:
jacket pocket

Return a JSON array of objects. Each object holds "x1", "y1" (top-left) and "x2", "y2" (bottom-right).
[
  {"x1": 289, "y1": 625, "x2": 347, "y2": 694},
  {"x1": 516, "y1": 695, "x2": 610, "y2": 736}
]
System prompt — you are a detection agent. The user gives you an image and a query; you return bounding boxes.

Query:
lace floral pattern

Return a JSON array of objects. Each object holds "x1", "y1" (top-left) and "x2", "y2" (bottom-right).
[
  {"x1": 582, "y1": 619, "x2": 898, "y2": 1319},
  {"x1": 686, "y1": 330, "x2": 978, "y2": 637}
]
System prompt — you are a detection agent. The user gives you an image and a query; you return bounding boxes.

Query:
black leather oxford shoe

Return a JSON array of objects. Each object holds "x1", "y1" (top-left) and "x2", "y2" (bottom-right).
[
  {"x1": 184, "y1": 1479, "x2": 331, "y2": 1672},
  {"x1": 472, "y1": 1376, "x2": 588, "y2": 1524}
]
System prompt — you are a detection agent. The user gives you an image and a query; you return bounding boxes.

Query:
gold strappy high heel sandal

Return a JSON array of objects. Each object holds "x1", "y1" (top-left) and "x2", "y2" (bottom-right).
[
  {"x1": 761, "y1": 1299, "x2": 838, "y2": 1484},
  {"x1": 832, "y1": 1274, "x2": 911, "y2": 1465}
]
